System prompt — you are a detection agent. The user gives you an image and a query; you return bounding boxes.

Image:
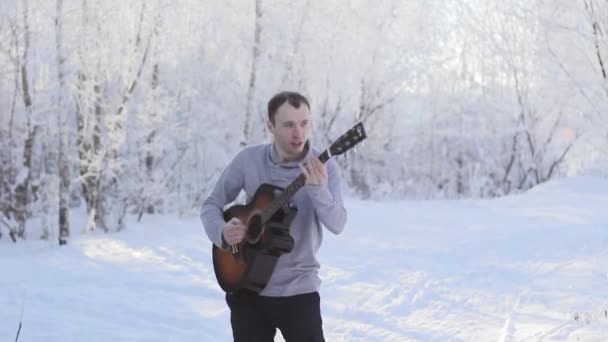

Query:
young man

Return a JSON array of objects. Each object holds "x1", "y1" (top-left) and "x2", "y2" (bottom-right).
[{"x1": 201, "y1": 91, "x2": 347, "y2": 341}]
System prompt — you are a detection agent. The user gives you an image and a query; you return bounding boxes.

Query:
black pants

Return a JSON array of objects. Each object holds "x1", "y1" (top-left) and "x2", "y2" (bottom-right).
[{"x1": 225, "y1": 291, "x2": 325, "y2": 342}]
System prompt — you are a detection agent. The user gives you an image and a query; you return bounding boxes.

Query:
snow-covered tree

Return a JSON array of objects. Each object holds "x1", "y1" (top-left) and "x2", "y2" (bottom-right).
[{"x1": 1, "y1": 0, "x2": 607, "y2": 241}]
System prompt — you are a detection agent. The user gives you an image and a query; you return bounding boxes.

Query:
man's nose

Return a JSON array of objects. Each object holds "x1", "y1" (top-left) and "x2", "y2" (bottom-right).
[{"x1": 293, "y1": 126, "x2": 303, "y2": 138}]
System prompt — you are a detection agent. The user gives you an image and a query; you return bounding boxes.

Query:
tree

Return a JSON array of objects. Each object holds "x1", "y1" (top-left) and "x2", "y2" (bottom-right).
[
  {"x1": 11, "y1": 0, "x2": 38, "y2": 240},
  {"x1": 55, "y1": 0, "x2": 70, "y2": 244},
  {"x1": 243, "y1": 0, "x2": 263, "y2": 144}
]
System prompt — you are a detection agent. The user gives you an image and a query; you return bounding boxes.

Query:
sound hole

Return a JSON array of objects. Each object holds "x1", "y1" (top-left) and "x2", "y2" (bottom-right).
[{"x1": 247, "y1": 213, "x2": 264, "y2": 244}]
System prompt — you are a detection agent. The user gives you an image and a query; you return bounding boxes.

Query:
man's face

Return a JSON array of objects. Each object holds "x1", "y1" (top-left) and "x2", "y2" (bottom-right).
[{"x1": 267, "y1": 102, "x2": 311, "y2": 162}]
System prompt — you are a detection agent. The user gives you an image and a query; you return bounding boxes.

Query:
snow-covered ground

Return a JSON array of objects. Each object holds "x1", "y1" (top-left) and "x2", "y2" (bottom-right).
[{"x1": 2, "y1": 176, "x2": 608, "y2": 341}]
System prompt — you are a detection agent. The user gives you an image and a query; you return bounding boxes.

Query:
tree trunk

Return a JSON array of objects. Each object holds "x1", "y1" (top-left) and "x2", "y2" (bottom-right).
[
  {"x1": 142, "y1": 27, "x2": 161, "y2": 216},
  {"x1": 13, "y1": 0, "x2": 36, "y2": 239},
  {"x1": 56, "y1": 0, "x2": 70, "y2": 245},
  {"x1": 105, "y1": 3, "x2": 154, "y2": 231},
  {"x1": 75, "y1": 0, "x2": 106, "y2": 232},
  {"x1": 243, "y1": 0, "x2": 262, "y2": 144}
]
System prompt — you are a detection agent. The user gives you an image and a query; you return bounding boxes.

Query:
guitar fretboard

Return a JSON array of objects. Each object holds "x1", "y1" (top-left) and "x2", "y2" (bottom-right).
[{"x1": 260, "y1": 150, "x2": 330, "y2": 222}]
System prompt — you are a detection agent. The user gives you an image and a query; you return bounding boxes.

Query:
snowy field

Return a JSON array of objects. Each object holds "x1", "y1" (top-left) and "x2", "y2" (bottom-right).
[{"x1": 1, "y1": 176, "x2": 608, "y2": 341}]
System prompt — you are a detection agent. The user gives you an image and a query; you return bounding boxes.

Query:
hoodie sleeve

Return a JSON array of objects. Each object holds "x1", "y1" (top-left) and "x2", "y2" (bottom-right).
[
  {"x1": 305, "y1": 158, "x2": 347, "y2": 234},
  {"x1": 200, "y1": 152, "x2": 244, "y2": 248}
]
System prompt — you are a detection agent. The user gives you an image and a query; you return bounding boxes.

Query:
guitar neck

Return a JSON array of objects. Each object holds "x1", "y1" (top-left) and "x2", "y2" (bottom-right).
[{"x1": 261, "y1": 150, "x2": 330, "y2": 222}]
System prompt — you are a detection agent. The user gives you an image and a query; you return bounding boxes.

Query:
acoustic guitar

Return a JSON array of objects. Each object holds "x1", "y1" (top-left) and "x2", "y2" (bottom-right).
[{"x1": 212, "y1": 122, "x2": 367, "y2": 294}]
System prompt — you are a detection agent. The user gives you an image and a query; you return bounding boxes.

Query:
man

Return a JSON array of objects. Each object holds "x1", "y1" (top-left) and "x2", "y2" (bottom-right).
[{"x1": 201, "y1": 91, "x2": 347, "y2": 341}]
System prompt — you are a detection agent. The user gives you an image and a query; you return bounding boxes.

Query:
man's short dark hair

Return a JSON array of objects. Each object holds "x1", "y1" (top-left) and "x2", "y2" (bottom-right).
[{"x1": 267, "y1": 91, "x2": 310, "y2": 124}]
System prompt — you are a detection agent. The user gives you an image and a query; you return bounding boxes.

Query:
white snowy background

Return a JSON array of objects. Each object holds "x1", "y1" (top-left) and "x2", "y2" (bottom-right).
[{"x1": 2, "y1": 176, "x2": 608, "y2": 341}]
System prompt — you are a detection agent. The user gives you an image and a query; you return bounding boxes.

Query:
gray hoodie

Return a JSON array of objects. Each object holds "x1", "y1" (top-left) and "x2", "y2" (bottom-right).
[{"x1": 201, "y1": 142, "x2": 347, "y2": 296}]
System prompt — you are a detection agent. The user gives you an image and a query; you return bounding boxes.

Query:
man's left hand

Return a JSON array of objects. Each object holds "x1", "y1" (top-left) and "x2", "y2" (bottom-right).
[{"x1": 299, "y1": 156, "x2": 327, "y2": 186}]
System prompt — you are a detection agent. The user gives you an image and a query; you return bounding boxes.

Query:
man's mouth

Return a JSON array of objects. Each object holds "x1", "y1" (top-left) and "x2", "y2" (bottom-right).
[{"x1": 291, "y1": 142, "x2": 303, "y2": 149}]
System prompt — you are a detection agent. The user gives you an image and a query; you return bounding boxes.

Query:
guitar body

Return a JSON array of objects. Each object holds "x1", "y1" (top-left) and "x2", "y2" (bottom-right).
[{"x1": 212, "y1": 183, "x2": 296, "y2": 294}]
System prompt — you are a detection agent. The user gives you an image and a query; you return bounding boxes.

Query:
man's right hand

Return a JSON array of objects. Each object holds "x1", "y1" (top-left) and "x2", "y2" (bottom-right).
[{"x1": 223, "y1": 218, "x2": 247, "y2": 246}]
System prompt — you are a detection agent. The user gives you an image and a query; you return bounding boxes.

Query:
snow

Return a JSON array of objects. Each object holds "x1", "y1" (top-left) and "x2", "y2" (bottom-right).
[{"x1": 1, "y1": 176, "x2": 608, "y2": 341}]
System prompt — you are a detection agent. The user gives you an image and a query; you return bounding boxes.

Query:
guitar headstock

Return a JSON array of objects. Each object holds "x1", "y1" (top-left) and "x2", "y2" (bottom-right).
[{"x1": 329, "y1": 122, "x2": 367, "y2": 156}]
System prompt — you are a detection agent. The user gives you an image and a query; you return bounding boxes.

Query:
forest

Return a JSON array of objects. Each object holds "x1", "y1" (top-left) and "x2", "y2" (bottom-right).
[{"x1": 1, "y1": 0, "x2": 607, "y2": 242}]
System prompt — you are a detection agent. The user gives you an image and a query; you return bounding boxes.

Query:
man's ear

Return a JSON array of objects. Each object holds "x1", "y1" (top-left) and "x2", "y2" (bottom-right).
[{"x1": 266, "y1": 120, "x2": 274, "y2": 132}]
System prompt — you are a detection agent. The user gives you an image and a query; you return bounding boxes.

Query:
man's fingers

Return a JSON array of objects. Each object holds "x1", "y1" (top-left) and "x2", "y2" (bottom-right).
[
  {"x1": 227, "y1": 225, "x2": 246, "y2": 234},
  {"x1": 225, "y1": 229, "x2": 246, "y2": 245},
  {"x1": 233, "y1": 231, "x2": 245, "y2": 239},
  {"x1": 228, "y1": 219, "x2": 247, "y2": 232},
  {"x1": 300, "y1": 157, "x2": 327, "y2": 186},
  {"x1": 299, "y1": 163, "x2": 309, "y2": 174},
  {"x1": 227, "y1": 232, "x2": 244, "y2": 241},
  {"x1": 313, "y1": 158, "x2": 326, "y2": 175},
  {"x1": 223, "y1": 217, "x2": 248, "y2": 245},
  {"x1": 308, "y1": 158, "x2": 324, "y2": 175}
]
